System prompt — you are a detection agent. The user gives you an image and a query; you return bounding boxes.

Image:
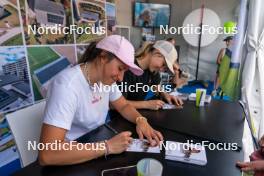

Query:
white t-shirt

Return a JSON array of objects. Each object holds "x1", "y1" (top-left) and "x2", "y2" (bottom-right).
[{"x1": 43, "y1": 65, "x2": 122, "y2": 140}]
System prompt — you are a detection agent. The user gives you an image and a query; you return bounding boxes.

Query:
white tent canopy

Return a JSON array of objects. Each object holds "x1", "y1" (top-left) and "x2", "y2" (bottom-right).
[{"x1": 241, "y1": 0, "x2": 264, "y2": 160}]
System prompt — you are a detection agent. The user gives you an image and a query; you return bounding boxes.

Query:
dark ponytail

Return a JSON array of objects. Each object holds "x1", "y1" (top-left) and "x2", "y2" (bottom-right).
[{"x1": 79, "y1": 42, "x2": 117, "y2": 64}]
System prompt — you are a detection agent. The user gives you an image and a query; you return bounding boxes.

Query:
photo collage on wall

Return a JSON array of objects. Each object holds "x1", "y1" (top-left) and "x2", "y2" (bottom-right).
[{"x1": 0, "y1": 0, "x2": 116, "y2": 114}]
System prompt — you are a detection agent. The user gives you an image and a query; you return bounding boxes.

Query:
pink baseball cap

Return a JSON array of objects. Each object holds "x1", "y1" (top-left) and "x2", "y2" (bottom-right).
[{"x1": 96, "y1": 35, "x2": 143, "y2": 76}]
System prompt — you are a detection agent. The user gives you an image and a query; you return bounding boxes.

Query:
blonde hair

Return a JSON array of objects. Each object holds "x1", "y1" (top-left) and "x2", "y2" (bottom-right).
[{"x1": 135, "y1": 41, "x2": 155, "y2": 59}]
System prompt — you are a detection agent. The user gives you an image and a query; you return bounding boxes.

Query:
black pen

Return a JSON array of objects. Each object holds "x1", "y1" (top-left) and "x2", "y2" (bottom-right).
[{"x1": 104, "y1": 124, "x2": 118, "y2": 134}]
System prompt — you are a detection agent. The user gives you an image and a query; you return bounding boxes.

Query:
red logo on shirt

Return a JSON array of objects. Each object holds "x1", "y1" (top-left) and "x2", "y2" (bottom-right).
[{"x1": 91, "y1": 96, "x2": 102, "y2": 104}]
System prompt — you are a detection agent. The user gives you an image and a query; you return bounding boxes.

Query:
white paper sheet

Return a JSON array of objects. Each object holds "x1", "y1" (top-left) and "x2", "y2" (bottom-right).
[{"x1": 126, "y1": 139, "x2": 160, "y2": 153}]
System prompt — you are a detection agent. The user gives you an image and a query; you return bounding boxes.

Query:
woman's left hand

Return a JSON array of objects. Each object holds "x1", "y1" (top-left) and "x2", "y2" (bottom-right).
[
  {"x1": 136, "y1": 118, "x2": 163, "y2": 146},
  {"x1": 164, "y1": 94, "x2": 183, "y2": 107}
]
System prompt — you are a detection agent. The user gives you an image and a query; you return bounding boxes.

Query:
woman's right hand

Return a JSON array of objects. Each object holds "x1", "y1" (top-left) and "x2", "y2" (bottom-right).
[
  {"x1": 236, "y1": 160, "x2": 264, "y2": 172},
  {"x1": 145, "y1": 100, "x2": 165, "y2": 110},
  {"x1": 107, "y1": 131, "x2": 133, "y2": 154}
]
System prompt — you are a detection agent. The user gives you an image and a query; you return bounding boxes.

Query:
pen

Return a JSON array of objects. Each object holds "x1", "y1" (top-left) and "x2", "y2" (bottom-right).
[{"x1": 104, "y1": 124, "x2": 118, "y2": 134}]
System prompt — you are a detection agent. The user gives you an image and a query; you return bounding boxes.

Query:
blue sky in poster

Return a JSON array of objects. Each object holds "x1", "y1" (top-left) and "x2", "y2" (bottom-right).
[{"x1": 0, "y1": 47, "x2": 25, "y2": 73}]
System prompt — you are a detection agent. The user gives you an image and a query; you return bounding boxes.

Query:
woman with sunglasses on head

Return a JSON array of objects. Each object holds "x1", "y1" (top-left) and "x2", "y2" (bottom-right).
[
  {"x1": 119, "y1": 40, "x2": 183, "y2": 110},
  {"x1": 38, "y1": 35, "x2": 163, "y2": 166}
]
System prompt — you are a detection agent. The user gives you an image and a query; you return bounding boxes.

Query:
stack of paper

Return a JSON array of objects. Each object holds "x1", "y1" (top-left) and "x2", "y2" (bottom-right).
[
  {"x1": 126, "y1": 139, "x2": 160, "y2": 153},
  {"x1": 165, "y1": 141, "x2": 207, "y2": 166},
  {"x1": 178, "y1": 94, "x2": 189, "y2": 101}
]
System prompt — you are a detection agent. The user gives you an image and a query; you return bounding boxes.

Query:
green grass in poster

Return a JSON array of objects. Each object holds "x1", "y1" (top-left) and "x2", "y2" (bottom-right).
[
  {"x1": 1, "y1": 34, "x2": 23, "y2": 46},
  {"x1": 27, "y1": 47, "x2": 60, "y2": 71},
  {"x1": 27, "y1": 47, "x2": 60, "y2": 100}
]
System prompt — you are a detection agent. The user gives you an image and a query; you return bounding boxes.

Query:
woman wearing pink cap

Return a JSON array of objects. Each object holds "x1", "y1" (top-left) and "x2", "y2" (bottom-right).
[{"x1": 39, "y1": 35, "x2": 163, "y2": 165}]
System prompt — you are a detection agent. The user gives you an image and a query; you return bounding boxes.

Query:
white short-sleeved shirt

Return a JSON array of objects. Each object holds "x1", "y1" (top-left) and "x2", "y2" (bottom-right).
[{"x1": 43, "y1": 65, "x2": 122, "y2": 140}]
